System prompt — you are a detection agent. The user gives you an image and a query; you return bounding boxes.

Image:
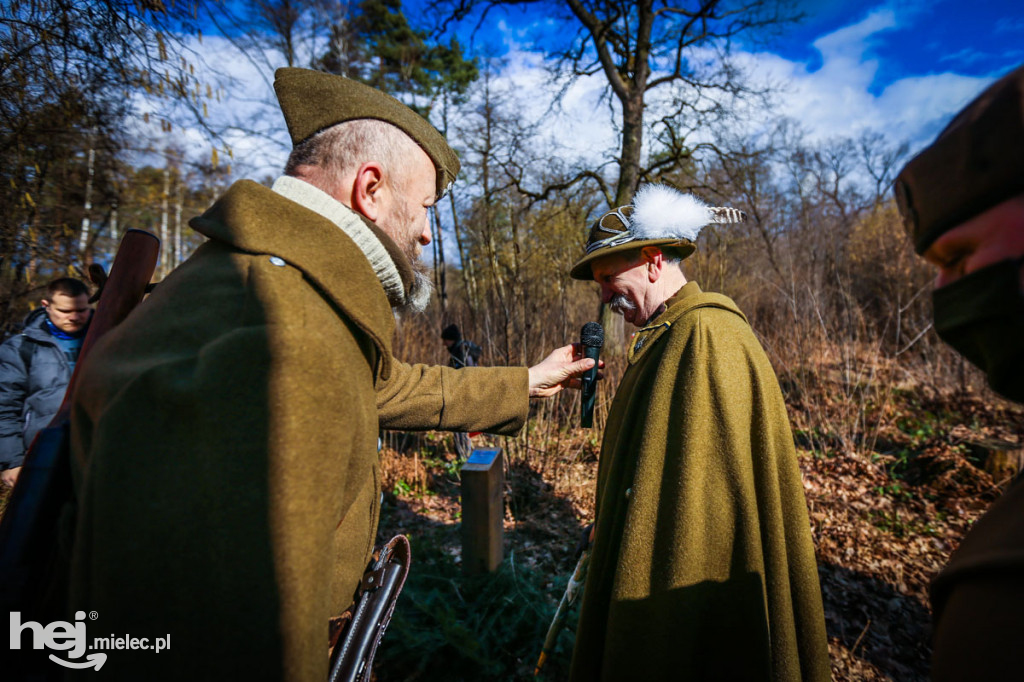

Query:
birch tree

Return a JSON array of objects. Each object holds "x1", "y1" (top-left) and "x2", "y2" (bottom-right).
[{"x1": 0, "y1": 0, "x2": 225, "y2": 328}]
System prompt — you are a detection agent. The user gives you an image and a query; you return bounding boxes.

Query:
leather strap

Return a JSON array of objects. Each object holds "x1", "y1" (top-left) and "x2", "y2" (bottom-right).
[{"x1": 328, "y1": 535, "x2": 411, "y2": 682}]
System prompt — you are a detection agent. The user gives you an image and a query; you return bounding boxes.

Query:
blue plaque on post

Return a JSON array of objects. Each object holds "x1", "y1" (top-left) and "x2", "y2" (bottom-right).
[{"x1": 465, "y1": 448, "x2": 500, "y2": 469}]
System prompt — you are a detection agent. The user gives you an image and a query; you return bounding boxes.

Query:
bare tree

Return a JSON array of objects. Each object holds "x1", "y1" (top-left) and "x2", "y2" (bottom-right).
[
  {"x1": 256, "y1": 0, "x2": 309, "y2": 67},
  {"x1": 0, "y1": 0, "x2": 226, "y2": 327},
  {"x1": 433, "y1": 0, "x2": 799, "y2": 203},
  {"x1": 428, "y1": 0, "x2": 801, "y2": 352},
  {"x1": 857, "y1": 130, "x2": 909, "y2": 210}
]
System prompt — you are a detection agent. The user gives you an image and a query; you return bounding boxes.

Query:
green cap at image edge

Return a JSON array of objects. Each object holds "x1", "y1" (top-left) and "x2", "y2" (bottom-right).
[{"x1": 894, "y1": 63, "x2": 1024, "y2": 255}]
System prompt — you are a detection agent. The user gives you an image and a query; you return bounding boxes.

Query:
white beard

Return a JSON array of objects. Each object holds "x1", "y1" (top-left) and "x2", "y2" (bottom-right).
[
  {"x1": 406, "y1": 269, "x2": 433, "y2": 313},
  {"x1": 395, "y1": 265, "x2": 433, "y2": 317}
]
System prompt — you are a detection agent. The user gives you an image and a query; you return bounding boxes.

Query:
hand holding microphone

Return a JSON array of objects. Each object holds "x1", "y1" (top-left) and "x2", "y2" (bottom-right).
[{"x1": 526, "y1": 330, "x2": 605, "y2": 399}]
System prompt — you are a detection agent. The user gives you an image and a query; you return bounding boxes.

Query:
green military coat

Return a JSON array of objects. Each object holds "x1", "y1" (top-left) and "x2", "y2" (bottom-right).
[
  {"x1": 65, "y1": 181, "x2": 528, "y2": 680},
  {"x1": 570, "y1": 282, "x2": 830, "y2": 681}
]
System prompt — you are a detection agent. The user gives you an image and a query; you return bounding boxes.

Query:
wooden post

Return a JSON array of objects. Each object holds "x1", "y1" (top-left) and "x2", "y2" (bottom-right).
[
  {"x1": 461, "y1": 448, "x2": 504, "y2": 575},
  {"x1": 967, "y1": 439, "x2": 1024, "y2": 484}
]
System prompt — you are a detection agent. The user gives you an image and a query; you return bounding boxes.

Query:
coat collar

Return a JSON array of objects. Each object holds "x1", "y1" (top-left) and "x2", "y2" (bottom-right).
[
  {"x1": 269, "y1": 176, "x2": 416, "y2": 306},
  {"x1": 189, "y1": 180, "x2": 397, "y2": 379},
  {"x1": 627, "y1": 281, "x2": 748, "y2": 363},
  {"x1": 21, "y1": 308, "x2": 55, "y2": 344}
]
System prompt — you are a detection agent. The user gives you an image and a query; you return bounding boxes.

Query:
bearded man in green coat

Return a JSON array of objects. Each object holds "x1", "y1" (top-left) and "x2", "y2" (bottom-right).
[
  {"x1": 568, "y1": 184, "x2": 830, "y2": 681},
  {"x1": 61, "y1": 69, "x2": 594, "y2": 680}
]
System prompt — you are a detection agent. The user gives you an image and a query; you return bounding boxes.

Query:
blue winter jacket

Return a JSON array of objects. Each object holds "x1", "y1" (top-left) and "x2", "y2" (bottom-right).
[{"x1": 0, "y1": 309, "x2": 79, "y2": 469}]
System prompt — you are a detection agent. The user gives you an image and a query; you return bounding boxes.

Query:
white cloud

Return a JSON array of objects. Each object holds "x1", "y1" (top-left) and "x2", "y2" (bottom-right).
[
  {"x1": 128, "y1": 33, "x2": 292, "y2": 179},
  {"x1": 995, "y1": 16, "x2": 1024, "y2": 34},
  {"x1": 939, "y1": 48, "x2": 992, "y2": 66},
  {"x1": 496, "y1": 50, "x2": 618, "y2": 165},
  {"x1": 811, "y1": 7, "x2": 897, "y2": 64},
  {"x1": 873, "y1": 74, "x2": 990, "y2": 147},
  {"x1": 738, "y1": 5, "x2": 993, "y2": 152}
]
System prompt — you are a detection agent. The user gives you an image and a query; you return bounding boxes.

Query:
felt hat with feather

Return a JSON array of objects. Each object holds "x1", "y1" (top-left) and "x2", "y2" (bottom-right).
[{"x1": 570, "y1": 184, "x2": 747, "y2": 280}]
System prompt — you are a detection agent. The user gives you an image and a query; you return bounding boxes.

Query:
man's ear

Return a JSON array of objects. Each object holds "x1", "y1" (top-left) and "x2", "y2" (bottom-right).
[
  {"x1": 350, "y1": 162, "x2": 385, "y2": 222},
  {"x1": 642, "y1": 247, "x2": 663, "y2": 282},
  {"x1": 40, "y1": 299, "x2": 50, "y2": 309}
]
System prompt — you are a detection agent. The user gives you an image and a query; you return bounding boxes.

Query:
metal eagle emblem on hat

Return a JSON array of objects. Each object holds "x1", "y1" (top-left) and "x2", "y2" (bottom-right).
[{"x1": 570, "y1": 184, "x2": 747, "y2": 280}]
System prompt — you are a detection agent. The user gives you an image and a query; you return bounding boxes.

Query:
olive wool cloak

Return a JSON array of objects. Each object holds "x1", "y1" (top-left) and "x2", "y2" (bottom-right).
[
  {"x1": 64, "y1": 180, "x2": 529, "y2": 680},
  {"x1": 570, "y1": 282, "x2": 830, "y2": 681}
]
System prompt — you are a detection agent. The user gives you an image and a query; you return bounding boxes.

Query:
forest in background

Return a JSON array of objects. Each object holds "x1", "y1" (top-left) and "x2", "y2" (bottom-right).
[
  {"x1": 3, "y1": 1, "x2": 1022, "y2": 680},
  {"x1": 0, "y1": 0, "x2": 959, "y2": 412}
]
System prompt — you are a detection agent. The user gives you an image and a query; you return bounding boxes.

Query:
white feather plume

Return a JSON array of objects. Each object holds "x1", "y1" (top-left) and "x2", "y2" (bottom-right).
[{"x1": 630, "y1": 184, "x2": 715, "y2": 241}]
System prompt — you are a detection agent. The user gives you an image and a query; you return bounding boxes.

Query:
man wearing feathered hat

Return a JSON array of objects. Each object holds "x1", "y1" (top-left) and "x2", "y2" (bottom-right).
[
  {"x1": 60, "y1": 68, "x2": 595, "y2": 680},
  {"x1": 568, "y1": 184, "x2": 830, "y2": 681}
]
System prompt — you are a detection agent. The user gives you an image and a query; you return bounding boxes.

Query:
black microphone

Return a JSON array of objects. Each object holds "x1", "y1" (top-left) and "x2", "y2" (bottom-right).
[{"x1": 580, "y1": 322, "x2": 603, "y2": 428}]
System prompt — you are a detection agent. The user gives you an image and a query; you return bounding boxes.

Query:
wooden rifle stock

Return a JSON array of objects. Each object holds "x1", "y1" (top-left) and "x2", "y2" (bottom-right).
[{"x1": 0, "y1": 229, "x2": 159, "y2": 617}]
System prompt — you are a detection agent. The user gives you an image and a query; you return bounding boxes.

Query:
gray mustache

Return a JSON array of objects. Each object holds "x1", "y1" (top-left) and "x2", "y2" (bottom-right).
[{"x1": 609, "y1": 294, "x2": 636, "y2": 313}]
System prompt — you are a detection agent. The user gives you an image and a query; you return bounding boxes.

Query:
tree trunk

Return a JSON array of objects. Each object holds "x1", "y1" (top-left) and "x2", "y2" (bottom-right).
[
  {"x1": 431, "y1": 205, "x2": 447, "y2": 315},
  {"x1": 602, "y1": 93, "x2": 647, "y2": 357},
  {"x1": 78, "y1": 132, "x2": 96, "y2": 257},
  {"x1": 174, "y1": 183, "x2": 183, "y2": 267},
  {"x1": 480, "y1": 80, "x2": 512, "y2": 363},
  {"x1": 160, "y1": 166, "x2": 170, "y2": 277},
  {"x1": 449, "y1": 190, "x2": 479, "y2": 313},
  {"x1": 510, "y1": 210, "x2": 525, "y2": 365},
  {"x1": 109, "y1": 200, "x2": 119, "y2": 244},
  {"x1": 615, "y1": 94, "x2": 645, "y2": 206}
]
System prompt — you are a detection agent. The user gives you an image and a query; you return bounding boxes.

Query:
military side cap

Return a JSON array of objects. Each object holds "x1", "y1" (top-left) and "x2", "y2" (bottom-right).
[
  {"x1": 273, "y1": 67, "x2": 460, "y2": 197},
  {"x1": 570, "y1": 184, "x2": 746, "y2": 280},
  {"x1": 894, "y1": 63, "x2": 1024, "y2": 255}
]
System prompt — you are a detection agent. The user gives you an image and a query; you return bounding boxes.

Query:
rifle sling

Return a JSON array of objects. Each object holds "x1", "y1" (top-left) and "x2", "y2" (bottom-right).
[{"x1": 328, "y1": 534, "x2": 411, "y2": 682}]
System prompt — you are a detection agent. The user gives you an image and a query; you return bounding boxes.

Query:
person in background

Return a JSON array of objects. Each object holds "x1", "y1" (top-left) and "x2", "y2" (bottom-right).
[
  {"x1": 893, "y1": 62, "x2": 1024, "y2": 681},
  {"x1": 0, "y1": 277, "x2": 91, "y2": 488},
  {"x1": 441, "y1": 323, "x2": 482, "y2": 459}
]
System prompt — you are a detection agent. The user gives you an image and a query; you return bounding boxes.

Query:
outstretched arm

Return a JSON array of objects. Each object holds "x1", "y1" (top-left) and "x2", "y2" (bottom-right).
[{"x1": 376, "y1": 344, "x2": 602, "y2": 433}]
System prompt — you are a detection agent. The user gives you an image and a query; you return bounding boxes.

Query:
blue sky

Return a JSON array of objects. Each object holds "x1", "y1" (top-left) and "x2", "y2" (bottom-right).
[
  {"x1": 129, "y1": 0, "x2": 1021, "y2": 264},
  {"x1": 784, "y1": 0, "x2": 1023, "y2": 92},
  {"x1": 156, "y1": 0, "x2": 1024, "y2": 179},
  {"x1": 392, "y1": 1, "x2": 1020, "y2": 172},
  {"x1": 453, "y1": 0, "x2": 1024, "y2": 88}
]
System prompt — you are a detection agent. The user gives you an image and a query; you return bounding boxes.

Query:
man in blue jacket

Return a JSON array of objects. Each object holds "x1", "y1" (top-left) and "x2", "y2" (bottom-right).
[{"x1": 0, "y1": 277, "x2": 91, "y2": 487}]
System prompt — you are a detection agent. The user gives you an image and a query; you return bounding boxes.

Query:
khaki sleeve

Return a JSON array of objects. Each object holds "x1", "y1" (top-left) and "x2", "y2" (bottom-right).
[{"x1": 376, "y1": 360, "x2": 529, "y2": 435}]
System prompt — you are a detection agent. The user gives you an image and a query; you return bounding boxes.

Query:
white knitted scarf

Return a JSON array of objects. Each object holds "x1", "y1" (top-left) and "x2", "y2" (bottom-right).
[{"x1": 271, "y1": 175, "x2": 406, "y2": 306}]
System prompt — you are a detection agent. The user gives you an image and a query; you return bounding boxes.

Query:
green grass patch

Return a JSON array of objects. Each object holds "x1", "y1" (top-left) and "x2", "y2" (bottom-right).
[
  {"x1": 867, "y1": 509, "x2": 943, "y2": 538},
  {"x1": 375, "y1": 538, "x2": 577, "y2": 681}
]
